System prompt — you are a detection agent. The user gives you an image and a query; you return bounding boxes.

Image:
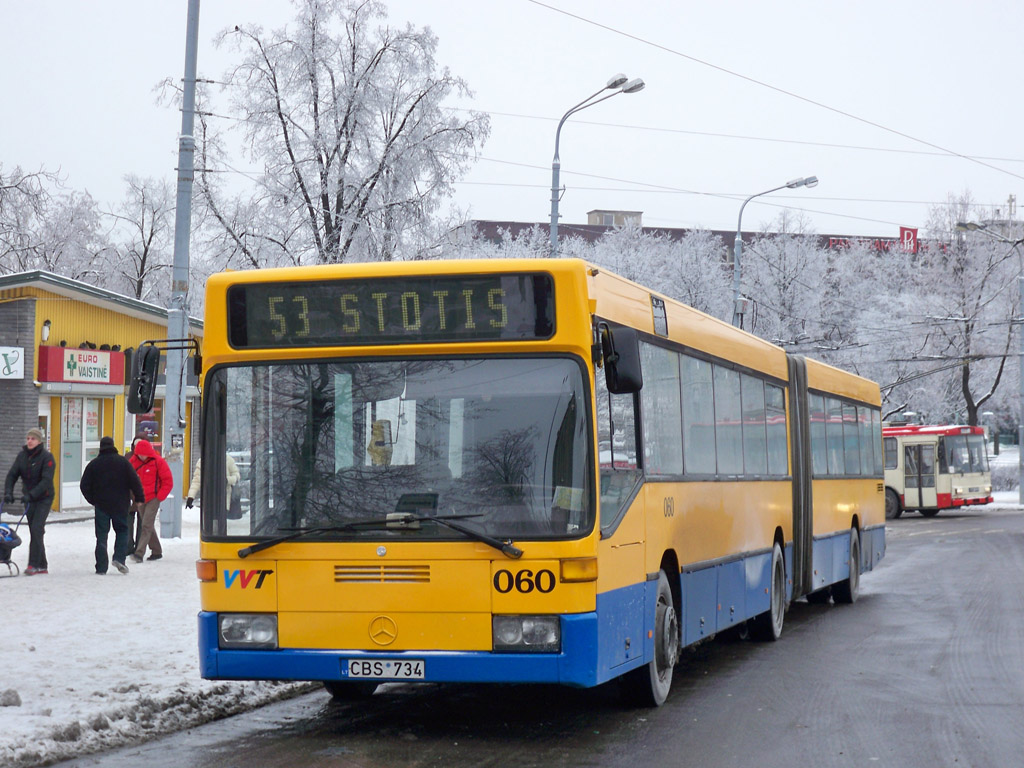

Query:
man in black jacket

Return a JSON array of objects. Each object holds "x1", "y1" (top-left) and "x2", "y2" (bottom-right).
[
  {"x1": 4, "y1": 428, "x2": 56, "y2": 575},
  {"x1": 80, "y1": 436, "x2": 145, "y2": 575}
]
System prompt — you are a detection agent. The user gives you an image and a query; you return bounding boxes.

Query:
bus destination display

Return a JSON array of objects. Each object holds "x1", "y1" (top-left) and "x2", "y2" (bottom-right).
[{"x1": 228, "y1": 273, "x2": 555, "y2": 347}]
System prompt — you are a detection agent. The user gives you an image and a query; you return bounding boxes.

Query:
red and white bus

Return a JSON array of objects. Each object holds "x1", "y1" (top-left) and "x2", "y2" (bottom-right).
[{"x1": 882, "y1": 424, "x2": 993, "y2": 519}]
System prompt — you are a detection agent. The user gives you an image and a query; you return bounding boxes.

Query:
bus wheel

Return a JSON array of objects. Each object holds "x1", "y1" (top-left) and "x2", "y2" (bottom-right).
[
  {"x1": 919, "y1": 508, "x2": 940, "y2": 518},
  {"x1": 751, "y1": 542, "x2": 786, "y2": 641},
  {"x1": 832, "y1": 529, "x2": 860, "y2": 604},
  {"x1": 885, "y1": 489, "x2": 902, "y2": 519},
  {"x1": 622, "y1": 570, "x2": 678, "y2": 706},
  {"x1": 324, "y1": 681, "x2": 379, "y2": 700}
]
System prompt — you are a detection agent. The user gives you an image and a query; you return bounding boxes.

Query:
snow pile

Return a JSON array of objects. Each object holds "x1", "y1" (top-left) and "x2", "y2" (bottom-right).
[{"x1": 0, "y1": 507, "x2": 315, "y2": 768}]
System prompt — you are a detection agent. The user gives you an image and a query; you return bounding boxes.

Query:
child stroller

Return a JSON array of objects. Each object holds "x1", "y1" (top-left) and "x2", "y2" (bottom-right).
[{"x1": 0, "y1": 501, "x2": 26, "y2": 578}]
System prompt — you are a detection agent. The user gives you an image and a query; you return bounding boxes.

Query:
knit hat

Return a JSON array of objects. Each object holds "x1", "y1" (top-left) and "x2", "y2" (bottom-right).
[
  {"x1": 26, "y1": 428, "x2": 43, "y2": 442},
  {"x1": 99, "y1": 436, "x2": 116, "y2": 451}
]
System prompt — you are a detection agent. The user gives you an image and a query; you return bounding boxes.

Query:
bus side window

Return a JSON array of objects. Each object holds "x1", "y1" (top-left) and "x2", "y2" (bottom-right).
[
  {"x1": 883, "y1": 437, "x2": 898, "y2": 470},
  {"x1": 596, "y1": 367, "x2": 641, "y2": 529}
]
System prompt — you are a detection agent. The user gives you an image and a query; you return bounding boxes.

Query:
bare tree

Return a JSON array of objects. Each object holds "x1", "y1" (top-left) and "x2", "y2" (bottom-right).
[
  {"x1": 201, "y1": 0, "x2": 489, "y2": 266},
  {"x1": 105, "y1": 175, "x2": 176, "y2": 303},
  {"x1": 0, "y1": 165, "x2": 107, "y2": 280}
]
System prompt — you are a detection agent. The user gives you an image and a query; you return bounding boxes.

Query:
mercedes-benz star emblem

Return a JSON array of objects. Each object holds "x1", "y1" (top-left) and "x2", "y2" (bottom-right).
[
  {"x1": 376, "y1": 545, "x2": 387, "y2": 557},
  {"x1": 369, "y1": 616, "x2": 398, "y2": 646}
]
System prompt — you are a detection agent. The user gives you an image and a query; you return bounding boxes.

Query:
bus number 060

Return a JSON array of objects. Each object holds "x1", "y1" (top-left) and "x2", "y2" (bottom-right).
[{"x1": 493, "y1": 569, "x2": 556, "y2": 594}]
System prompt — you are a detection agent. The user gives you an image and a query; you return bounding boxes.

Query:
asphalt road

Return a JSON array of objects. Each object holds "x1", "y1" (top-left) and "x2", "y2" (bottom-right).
[{"x1": 60, "y1": 506, "x2": 1024, "y2": 768}]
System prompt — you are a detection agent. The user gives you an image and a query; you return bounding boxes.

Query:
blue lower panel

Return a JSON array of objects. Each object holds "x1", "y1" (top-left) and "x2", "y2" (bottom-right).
[
  {"x1": 681, "y1": 550, "x2": 773, "y2": 645},
  {"x1": 862, "y1": 524, "x2": 885, "y2": 571},
  {"x1": 595, "y1": 580, "x2": 648, "y2": 679},
  {"x1": 683, "y1": 568, "x2": 717, "y2": 645},
  {"x1": 811, "y1": 531, "x2": 846, "y2": 589},
  {"x1": 199, "y1": 611, "x2": 602, "y2": 689}
]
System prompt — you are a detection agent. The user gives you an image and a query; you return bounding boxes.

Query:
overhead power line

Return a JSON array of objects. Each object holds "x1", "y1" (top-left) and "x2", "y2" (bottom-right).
[
  {"x1": 469, "y1": 109, "x2": 1024, "y2": 165},
  {"x1": 527, "y1": 0, "x2": 1024, "y2": 183}
]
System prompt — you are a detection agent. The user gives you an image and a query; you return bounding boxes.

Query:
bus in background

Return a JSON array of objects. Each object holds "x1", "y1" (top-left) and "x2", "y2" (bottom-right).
[
  {"x1": 157, "y1": 258, "x2": 885, "y2": 708},
  {"x1": 882, "y1": 424, "x2": 993, "y2": 519}
]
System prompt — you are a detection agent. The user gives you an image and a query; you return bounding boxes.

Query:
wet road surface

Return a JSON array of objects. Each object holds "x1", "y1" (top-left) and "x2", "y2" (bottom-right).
[{"x1": 59, "y1": 506, "x2": 1024, "y2": 768}]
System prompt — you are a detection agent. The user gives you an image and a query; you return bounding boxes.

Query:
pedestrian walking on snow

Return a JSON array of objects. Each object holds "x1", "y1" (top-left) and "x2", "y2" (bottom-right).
[
  {"x1": 127, "y1": 439, "x2": 172, "y2": 563},
  {"x1": 3, "y1": 428, "x2": 55, "y2": 575},
  {"x1": 80, "y1": 436, "x2": 145, "y2": 574},
  {"x1": 186, "y1": 454, "x2": 241, "y2": 515}
]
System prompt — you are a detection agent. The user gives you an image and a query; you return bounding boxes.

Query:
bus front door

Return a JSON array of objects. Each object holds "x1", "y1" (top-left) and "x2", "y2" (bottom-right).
[{"x1": 904, "y1": 444, "x2": 938, "y2": 510}]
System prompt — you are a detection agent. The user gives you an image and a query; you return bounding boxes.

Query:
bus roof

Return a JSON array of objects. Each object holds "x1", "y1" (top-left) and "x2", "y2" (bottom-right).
[{"x1": 882, "y1": 424, "x2": 985, "y2": 437}]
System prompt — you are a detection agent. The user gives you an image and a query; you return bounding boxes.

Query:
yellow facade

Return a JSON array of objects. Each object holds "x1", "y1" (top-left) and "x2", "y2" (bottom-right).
[{"x1": 0, "y1": 274, "x2": 202, "y2": 511}]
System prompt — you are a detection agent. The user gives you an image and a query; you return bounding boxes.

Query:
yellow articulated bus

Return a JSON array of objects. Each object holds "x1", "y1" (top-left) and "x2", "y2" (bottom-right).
[{"x1": 184, "y1": 258, "x2": 885, "y2": 706}]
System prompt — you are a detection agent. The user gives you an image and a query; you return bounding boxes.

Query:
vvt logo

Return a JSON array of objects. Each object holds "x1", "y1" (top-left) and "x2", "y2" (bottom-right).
[{"x1": 224, "y1": 569, "x2": 274, "y2": 589}]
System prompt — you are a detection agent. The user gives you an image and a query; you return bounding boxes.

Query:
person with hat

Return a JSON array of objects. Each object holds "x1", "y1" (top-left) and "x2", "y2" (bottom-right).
[
  {"x1": 4, "y1": 428, "x2": 56, "y2": 575},
  {"x1": 80, "y1": 436, "x2": 145, "y2": 575},
  {"x1": 127, "y1": 438, "x2": 172, "y2": 563}
]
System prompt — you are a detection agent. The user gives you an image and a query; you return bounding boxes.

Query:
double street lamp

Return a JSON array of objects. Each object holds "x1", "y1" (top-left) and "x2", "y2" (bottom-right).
[
  {"x1": 731, "y1": 176, "x2": 819, "y2": 328},
  {"x1": 550, "y1": 74, "x2": 645, "y2": 256},
  {"x1": 956, "y1": 220, "x2": 1024, "y2": 503}
]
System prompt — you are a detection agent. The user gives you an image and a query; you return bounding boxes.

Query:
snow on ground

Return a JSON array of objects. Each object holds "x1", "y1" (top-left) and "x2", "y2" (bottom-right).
[
  {"x1": 0, "y1": 507, "x2": 313, "y2": 768},
  {"x1": 2, "y1": 490, "x2": 1022, "y2": 767}
]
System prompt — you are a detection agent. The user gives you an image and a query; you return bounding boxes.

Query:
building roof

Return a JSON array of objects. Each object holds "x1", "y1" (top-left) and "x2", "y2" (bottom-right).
[
  {"x1": 0, "y1": 270, "x2": 203, "y2": 332},
  {"x1": 468, "y1": 220, "x2": 931, "y2": 253}
]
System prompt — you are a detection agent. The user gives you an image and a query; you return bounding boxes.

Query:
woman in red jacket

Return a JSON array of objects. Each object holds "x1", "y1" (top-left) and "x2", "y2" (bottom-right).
[{"x1": 127, "y1": 439, "x2": 172, "y2": 562}]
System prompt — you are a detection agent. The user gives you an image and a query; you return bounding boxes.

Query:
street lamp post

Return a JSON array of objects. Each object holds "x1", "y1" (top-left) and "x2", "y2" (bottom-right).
[
  {"x1": 731, "y1": 176, "x2": 819, "y2": 328},
  {"x1": 956, "y1": 221, "x2": 1024, "y2": 503},
  {"x1": 550, "y1": 74, "x2": 645, "y2": 256}
]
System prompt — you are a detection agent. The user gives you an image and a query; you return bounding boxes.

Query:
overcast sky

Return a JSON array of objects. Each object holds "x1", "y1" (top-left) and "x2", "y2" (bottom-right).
[{"x1": 2, "y1": 0, "x2": 1022, "y2": 240}]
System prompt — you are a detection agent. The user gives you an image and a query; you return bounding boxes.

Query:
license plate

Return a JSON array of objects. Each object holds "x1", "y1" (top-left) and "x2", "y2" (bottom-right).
[
  {"x1": 969, "y1": 487, "x2": 980, "y2": 492},
  {"x1": 347, "y1": 659, "x2": 425, "y2": 680}
]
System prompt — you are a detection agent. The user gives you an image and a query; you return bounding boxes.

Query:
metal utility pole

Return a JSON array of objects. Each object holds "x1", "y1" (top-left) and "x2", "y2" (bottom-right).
[
  {"x1": 549, "y1": 74, "x2": 644, "y2": 256},
  {"x1": 1019, "y1": 277, "x2": 1023, "y2": 505},
  {"x1": 161, "y1": 0, "x2": 200, "y2": 538},
  {"x1": 731, "y1": 176, "x2": 818, "y2": 328}
]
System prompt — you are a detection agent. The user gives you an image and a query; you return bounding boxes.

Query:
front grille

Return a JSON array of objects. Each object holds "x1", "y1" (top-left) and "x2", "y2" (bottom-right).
[{"x1": 334, "y1": 564, "x2": 430, "y2": 583}]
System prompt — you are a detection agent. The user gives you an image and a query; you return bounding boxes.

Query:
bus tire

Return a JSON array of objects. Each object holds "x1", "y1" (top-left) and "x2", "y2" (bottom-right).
[
  {"x1": 622, "y1": 570, "x2": 678, "y2": 707},
  {"x1": 324, "y1": 680, "x2": 379, "y2": 700},
  {"x1": 751, "y1": 542, "x2": 786, "y2": 641},
  {"x1": 885, "y1": 489, "x2": 902, "y2": 519},
  {"x1": 832, "y1": 529, "x2": 860, "y2": 604},
  {"x1": 919, "y1": 508, "x2": 940, "y2": 517}
]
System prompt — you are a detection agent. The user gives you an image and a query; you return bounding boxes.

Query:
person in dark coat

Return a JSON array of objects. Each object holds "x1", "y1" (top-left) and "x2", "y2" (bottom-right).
[
  {"x1": 4, "y1": 428, "x2": 56, "y2": 575},
  {"x1": 124, "y1": 435, "x2": 146, "y2": 550},
  {"x1": 80, "y1": 436, "x2": 145, "y2": 575}
]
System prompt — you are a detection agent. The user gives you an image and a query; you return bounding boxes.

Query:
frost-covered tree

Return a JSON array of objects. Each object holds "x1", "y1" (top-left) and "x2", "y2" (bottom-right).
[
  {"x1": 905, "y1": 194, "x2": 1021, "y2": 425},
  {"x1": 0, "y1": 165, "x2": 106, "y2": 281},
  {"x1": 104, "y1": 176, "x2": 176, "y2": 303},
  {"x1": 663, "y1": 228, "x2": 731, "y2": 318},
  {"x1": 200, "y1": 0, "x2": 489, "y2": 266},
  {"x1": 743, "y1": 215, "x2": 824, "y2": 347},
  {"x1": 1, "y1": 165, "x2": 54, "y2": 274}
]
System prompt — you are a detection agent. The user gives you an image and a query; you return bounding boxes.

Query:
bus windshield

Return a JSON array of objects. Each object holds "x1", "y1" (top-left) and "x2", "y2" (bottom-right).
[
  {"x1": 204, "y1": 357, "x2": 591, "y2": 541},
  {"x1": 940, "y1": 434, "x2": 990, "y2": 474}
]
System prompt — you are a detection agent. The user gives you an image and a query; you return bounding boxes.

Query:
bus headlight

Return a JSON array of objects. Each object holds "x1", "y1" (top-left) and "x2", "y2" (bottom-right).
[
  {"x1": 492, "y1": 615, "x2": 560, "y2": 652},
  {"x1": 218, "y1": 614, "x2": 278, "y2": 649},
  {"x1": 954, "y1": 487, "x2": 964, "y2": 495}
]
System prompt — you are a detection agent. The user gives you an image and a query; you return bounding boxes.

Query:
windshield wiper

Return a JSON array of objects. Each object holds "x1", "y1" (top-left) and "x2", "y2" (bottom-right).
[
  {"x1": 341, "y1": 512, "x2": 522, "y2": 559},
  {"x1": 237, "y1": 512, "x2": 522, "y2": 559},
  {"x1": 390, "y1": 512, "x2": 523, "y2": 559},
  {"x1": 237, "y1": 526, "x2": 354, "y2": 558}
]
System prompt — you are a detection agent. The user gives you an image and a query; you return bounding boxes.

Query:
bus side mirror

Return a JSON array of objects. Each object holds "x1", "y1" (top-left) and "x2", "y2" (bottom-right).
[
  {"x1": 127, "y1": 345, "x2": 161, "y2": 414},
  {"x1": 601, "y1": 325, "x2": 643, "y2": 394}
]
